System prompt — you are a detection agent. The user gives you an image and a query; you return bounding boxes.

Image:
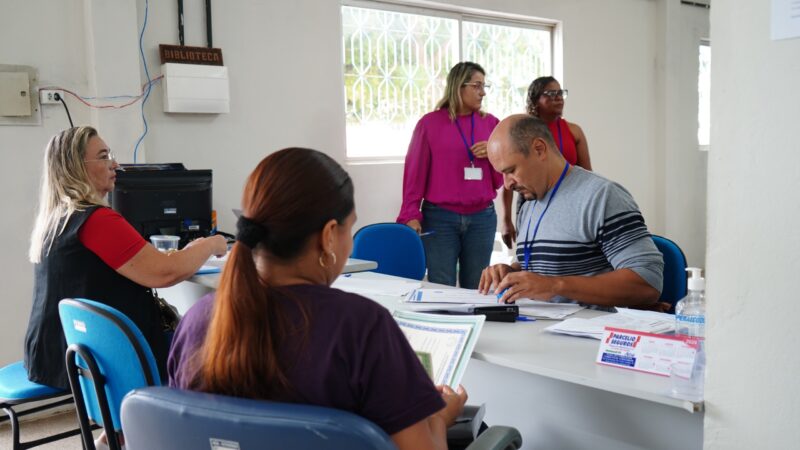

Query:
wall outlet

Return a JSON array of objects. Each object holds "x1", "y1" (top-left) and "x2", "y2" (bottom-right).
[{"x1": 39, "y1": 89, "x2": 61, "y2": 104}]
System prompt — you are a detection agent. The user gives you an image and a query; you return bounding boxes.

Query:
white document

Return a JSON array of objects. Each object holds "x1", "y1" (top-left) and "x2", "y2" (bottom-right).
[
  {"x1": 332, "y1": 275, "x2": 420, "y2": 297},
  {"x1": 393, "y1": 310, "x2": 485, "y2": 388},
  {"x1": 545, "y1": 308, "x2": 674, "y2": 339},
  {"x1": 405, "y1": 288, "x2": 501, "y2": 305},
  {"x1": 515, "y1": 299, "x2": 585, "y2": 320},
  {"x1": 205, "y1": 253, "x2": 229, "y2": 267}
]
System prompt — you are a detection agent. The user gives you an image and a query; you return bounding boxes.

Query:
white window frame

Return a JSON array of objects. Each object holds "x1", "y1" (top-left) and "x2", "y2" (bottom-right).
[
  {"x1": 341, "y1": 0, "x2": 561, "y2": 164},
  {"x1": 698, "y1": 38, "x2": 710, "y2": 152}
]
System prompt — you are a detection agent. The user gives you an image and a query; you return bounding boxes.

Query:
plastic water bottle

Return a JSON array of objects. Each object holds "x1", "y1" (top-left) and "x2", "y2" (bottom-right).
[{"x1": 671, "y1": 267, "x2": 705, "y2": 401}]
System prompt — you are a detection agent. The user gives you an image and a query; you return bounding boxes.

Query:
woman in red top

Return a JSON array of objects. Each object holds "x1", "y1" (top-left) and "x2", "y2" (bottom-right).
[
  {"x1": 499, "y1": 76, "x2": 592, "y2": 248},
  {"x1": 25, "y1": 127, "x2": 227, "y2": 450}
]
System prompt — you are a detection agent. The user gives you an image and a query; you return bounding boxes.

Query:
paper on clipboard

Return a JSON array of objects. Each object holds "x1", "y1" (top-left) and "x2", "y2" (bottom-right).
[{"x1": 393, "y1": 310, "x2": 484, "y2": 388}]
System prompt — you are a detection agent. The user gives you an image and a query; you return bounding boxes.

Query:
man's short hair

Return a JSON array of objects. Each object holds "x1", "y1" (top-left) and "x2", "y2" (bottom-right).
[{"x1": 509, "y1": 115, "x2": 557, "y2": 156}]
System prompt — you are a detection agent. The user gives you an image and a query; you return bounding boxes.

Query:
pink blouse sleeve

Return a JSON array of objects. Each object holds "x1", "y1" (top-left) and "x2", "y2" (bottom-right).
[{"x1": 396, "y1": 120, "x2": 431, "y2": 224}]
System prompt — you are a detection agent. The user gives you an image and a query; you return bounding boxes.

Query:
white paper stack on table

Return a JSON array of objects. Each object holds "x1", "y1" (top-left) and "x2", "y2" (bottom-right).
[
  {"x1": 515, "y1": 299, "x2": 585, "y2": 320},
  {"x1": 196, "y1": 253, "x2": 229, "y2": 275},
  {"x1": 405, "y1": 288, "x2": 585, "y2": 320},
  {"x1": 331, "y1": 275, "x2": 421, "y2": 298},
  {"x1": 545, "y1": 308, "x2": 675, "y2": 339}
]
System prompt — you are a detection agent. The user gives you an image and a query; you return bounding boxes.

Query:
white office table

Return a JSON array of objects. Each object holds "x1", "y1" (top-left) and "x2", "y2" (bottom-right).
[
  {"x1": 348, "y1": 272, "x2": 704, "y2": 450},
  {"x1": 166, "y1": 270, "x2": 702, "y2": 449},
  {"x1": 161, "y1": 258, "x2": 377, "y2": 315},
  {"x1": 189, "y1": 257, "x2": 377, "y2": 289}
]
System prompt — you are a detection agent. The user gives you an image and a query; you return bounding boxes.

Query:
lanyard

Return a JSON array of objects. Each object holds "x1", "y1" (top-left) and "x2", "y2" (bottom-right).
[
  {"x1": 454, "y1": 112, "x2": 475, "y2": 165},
  {"x1": 556, "y1": 119, "x2": 564, "y2": 155},
  {"x1": 522, "y1": 161, "x2": 570, "y2": 271}
]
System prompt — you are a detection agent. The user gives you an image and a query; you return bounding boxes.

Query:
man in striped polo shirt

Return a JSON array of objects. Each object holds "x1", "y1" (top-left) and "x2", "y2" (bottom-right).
[{"x1": 479, "y1": 114, "x2": 663, "y2": 310}]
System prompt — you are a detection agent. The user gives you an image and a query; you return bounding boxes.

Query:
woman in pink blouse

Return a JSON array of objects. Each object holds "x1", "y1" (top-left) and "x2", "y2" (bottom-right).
[{"x1": 397, "y1": 62, "x2": 506, "y2": 289}]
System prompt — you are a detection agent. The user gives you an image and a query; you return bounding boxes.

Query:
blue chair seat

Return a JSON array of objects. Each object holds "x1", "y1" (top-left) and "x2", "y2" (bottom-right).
[
  {"x1": 0, "y1": 362, "x2": 64, "y2": 400},
  {"x1": 0, "y1": 361, "x2": 82, "y2": 449}
]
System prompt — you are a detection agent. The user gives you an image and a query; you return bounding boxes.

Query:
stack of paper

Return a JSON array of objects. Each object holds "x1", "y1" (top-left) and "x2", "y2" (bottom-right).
[
  {"x1": 405, "y1": 288, "x2": 501, "y2": 304},
  {"x1": 404, "y1": 288, "x2": 586, "y2": 319},
  {"x1": 332, "y1": 275, "x2": 421, "y2": 297},
  {"x1": 393, "y1": 310, "x2": 485, "y2": 388},
  {"x1": 195, "y1": 265, "x2": 221, "y2": 275},
  {"x1": 515, "y1": 299, "x2": 585, "y2": 320},
  {"x1": 545, "y1": 308, "x2": 675, "y2": 339}
]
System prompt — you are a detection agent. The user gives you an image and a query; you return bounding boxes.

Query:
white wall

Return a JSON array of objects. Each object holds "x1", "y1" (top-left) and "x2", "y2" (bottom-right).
[
  {"x1": 0, "y1": 0, "x2": 92, "y2": 365},
  {"x1": 656, "y1": 0, "x2": 709, "y2": 267},
  {"x1": 705, "y1": 1, "x2": 800, "y2": 448},
  {"x1": 0, "y1": 0, "x2": 707, "y2": 372}
]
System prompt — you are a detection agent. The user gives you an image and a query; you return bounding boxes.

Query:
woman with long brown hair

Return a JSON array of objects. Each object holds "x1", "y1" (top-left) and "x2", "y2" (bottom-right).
[{"x1": 168, "y1": 148, "x2": 466, "y2": 449}]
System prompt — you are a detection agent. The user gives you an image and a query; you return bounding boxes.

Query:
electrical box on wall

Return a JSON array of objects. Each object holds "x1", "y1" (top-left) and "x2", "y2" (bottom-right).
[
  {"x1": 161, "y1": 63, "x2": 229, "y2": 114},
  {"x1": 0, "y1": 64, "x2": 40, "y2": 126},
  {"x1": 0, "y1": 71, "x2": 32, "y2": 117}
]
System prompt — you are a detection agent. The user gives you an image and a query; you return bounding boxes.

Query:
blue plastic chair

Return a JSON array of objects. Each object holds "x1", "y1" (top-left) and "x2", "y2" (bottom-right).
[
  {"x1": 0, "y1": 361, "x2": 82, "y2": 449},
  {"x1": 352, "y1": 223, "x2": 426, "y2": 280},
  {"x1": 652, "y1": 235, "x2": 688, "y2": 313},
  {"x1": 121, "y1": 386, "x2": 523, "y2": 450},
  {"x1": 58, "y1": 298, "x2": 162, "y2": 450}
]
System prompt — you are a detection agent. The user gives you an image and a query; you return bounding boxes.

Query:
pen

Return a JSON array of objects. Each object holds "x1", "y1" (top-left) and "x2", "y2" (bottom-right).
[
  {"x1": 516, "y1": 315, "x2": 536, "y2": 322},
  {"x1": 496, "y1": 288, "x2": 508, "y2": 301},
  {"x1": 419, "y1": 231, "x2": 436, "y2": 237}
]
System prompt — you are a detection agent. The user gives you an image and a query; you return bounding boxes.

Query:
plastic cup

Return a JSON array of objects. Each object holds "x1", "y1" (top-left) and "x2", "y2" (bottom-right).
[{"x1": 150, "y1": 235, "x2": 180, "y2": 253}]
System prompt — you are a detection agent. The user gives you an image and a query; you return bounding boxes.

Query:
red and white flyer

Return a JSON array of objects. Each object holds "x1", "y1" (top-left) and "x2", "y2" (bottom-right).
[{"x1": 595, "y1": 327, "x2": 700, "y2": 376}]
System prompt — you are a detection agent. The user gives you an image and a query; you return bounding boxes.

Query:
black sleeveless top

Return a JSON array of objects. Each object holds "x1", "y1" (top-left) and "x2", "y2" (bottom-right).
[{"x1": 24, "y1": 206, "x2": 167, "y2": 389}]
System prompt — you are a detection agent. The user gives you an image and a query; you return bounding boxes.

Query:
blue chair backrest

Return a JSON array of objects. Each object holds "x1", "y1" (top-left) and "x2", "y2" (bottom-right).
[
  {"x1": 121, "y1": 386, "x2": 395, "y2": 450},
  {"x1": 651, "y1": 235, "x2": 688, "y2": 312},
  {"x1": 58, "y1": 298, "x2": 161, "y2": 431},
  {"x1": 352, "y1": 223, "x2": 426, "y2": 280}
]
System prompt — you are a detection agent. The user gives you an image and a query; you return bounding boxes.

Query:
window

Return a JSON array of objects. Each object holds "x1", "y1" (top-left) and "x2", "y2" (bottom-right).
[
  {"x1": 342, "y1": 3, "x2": 554, "y2": 159},
  {"x1": 698, "y1": 40, "x2": 710, "y2": 150}
]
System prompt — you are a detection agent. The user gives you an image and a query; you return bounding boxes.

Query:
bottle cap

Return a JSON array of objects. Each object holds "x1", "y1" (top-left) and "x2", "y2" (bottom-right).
[{"x1": 686, "y1": 267, "x2": 705, "y2": 291}]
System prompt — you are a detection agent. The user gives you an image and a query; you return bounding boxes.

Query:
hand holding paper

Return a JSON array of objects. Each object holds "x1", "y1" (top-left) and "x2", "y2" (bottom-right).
[{"x1": 436, "y1": 384, "x2": 468, "y2": 427}]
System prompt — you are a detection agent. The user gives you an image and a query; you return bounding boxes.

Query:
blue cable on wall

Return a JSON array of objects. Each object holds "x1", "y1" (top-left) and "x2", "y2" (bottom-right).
[{"x1": 133, "y1": 0, "x2": 152, "y2": 164}]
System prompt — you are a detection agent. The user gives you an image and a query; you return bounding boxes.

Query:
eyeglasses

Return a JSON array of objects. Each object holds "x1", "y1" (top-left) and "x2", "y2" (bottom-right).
[
  {"x1": 462, "y1": 82, "x2": 492, "y2": 92},
  {"x1": 84, "y1": 151, "x2": 117, "y2": 165},
  {"x1": 542, "y1": 89, "x2": 568, "y2": 100}
]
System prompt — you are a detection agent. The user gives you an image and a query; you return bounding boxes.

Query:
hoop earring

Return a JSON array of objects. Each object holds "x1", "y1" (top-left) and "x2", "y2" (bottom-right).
[{"x1": 319, "y1": 251, "x2": 337, "y2": 268}]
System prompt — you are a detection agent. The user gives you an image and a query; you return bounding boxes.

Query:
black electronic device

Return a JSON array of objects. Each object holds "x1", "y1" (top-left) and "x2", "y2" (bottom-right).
[
  {"x1": 110, "y1": 164, "x2": 212, "y2": 248},
  {"x1": 432, "y1": 305, "x2": 519, "y2": 323},
  {"x1": 471, "y1": 305, "x2": 519, "y2": 322}
]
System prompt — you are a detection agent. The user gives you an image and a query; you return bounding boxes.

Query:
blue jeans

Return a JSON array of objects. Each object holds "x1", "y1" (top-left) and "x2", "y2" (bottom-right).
[{"x1": 421, "y1": 202, "x2": 497, "y2": 289}]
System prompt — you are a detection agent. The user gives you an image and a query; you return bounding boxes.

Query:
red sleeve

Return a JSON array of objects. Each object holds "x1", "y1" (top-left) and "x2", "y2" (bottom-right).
[{"x1": 78, "y1": 208, "x2": 147, "y2": 270}]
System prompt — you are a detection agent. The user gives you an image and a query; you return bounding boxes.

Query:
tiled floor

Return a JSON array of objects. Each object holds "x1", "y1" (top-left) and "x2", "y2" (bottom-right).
[{"x1": 0, "y1": 411, "x2": 101, "y2": 450}]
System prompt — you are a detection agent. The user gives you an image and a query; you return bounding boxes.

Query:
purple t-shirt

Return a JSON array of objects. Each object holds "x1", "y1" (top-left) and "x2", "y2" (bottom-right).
[{"x1": 168, "y1": 284, "x2": 445, "y2": 435}]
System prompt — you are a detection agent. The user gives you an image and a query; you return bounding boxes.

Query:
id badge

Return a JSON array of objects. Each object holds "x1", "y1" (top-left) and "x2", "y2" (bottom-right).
[{"x1": 464, "y1": 166, "x2": 483, "y2": 181}]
